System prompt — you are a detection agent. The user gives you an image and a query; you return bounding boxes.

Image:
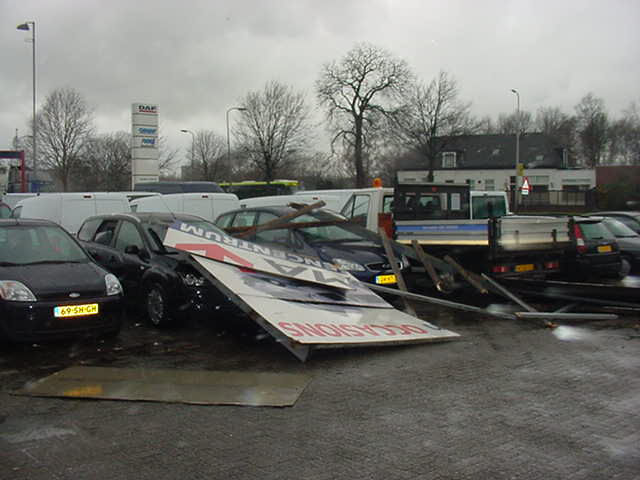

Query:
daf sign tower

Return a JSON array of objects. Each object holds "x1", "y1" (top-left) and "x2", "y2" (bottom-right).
[{"x1": 131, "y1": 103, "x2": 159, "y2": 187}]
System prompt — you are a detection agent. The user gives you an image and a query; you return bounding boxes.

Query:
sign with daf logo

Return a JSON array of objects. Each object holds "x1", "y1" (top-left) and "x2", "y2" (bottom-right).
[
  {"x1": 134, "y1": 104, "x2": 157, "y2": 114},
  {"x1": 131, "y1": 102, "x2": 160, "y2": 186}
]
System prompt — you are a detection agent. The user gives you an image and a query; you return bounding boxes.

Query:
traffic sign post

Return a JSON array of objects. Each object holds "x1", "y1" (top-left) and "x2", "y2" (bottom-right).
[{"x1": 521, "y1": 177, "x2": 531, "y2": 196}]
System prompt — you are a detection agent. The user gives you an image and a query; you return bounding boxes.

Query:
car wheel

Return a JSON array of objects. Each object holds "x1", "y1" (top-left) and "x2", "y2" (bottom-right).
[
  {"x1": 619, "y1": 256, "x2": 632, "y2": 279},
  {"x1": 145, "y1": 283, "x2": 173, "y2": 327}
]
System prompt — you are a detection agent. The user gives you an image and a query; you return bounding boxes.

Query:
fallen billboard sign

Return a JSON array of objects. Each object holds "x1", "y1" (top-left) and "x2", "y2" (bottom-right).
[
  {"x1": 164, "y1": 220, "x2": 355, "y2": 290},
  {"x1": 165, "y1": 222, "x2": 459, "y2": 360}
]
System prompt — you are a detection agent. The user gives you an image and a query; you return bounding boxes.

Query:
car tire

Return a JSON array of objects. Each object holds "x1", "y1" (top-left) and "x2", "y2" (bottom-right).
[
  {"x1": 619, "y1": 256, "x2": 632, "y2": 279},
  {"x1": 145, "y1": 283, "x2": 174, "y2": 327}
]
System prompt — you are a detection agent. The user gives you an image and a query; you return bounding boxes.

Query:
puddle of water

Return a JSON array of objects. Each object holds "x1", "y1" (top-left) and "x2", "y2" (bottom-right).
[{"x1": 551, "y1": 326, "x2": 595, "y2": 342}]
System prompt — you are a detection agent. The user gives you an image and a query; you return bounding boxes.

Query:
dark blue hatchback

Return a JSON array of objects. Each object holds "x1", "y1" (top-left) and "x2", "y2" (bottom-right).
[{"x1": 215, "y1": 206, "x2": 410, "y2": 286}]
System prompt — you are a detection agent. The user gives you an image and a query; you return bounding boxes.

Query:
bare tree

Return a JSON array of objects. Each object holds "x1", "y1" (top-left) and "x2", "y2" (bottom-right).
[
  {"x1": 36, "y1": 87, "x2": 94, "y2": 191},
  {"x1": 535, "y1": 106, "x2": 577, "y2": 164},
  {"x1": 316, "y1": 43, "x2": 412, "y2": 187},
  {"x1": 608, "y1": 102, "x2": 640, "y2": 165},
  {"x1": 186, "y1": 130, "x2": 229, "y2": 181},
  {"x1": 389, "y1": 71, "x2": 474, "y2": 181},
  {"x1": 575, "y1": 93, "x2": 609, "y2": 167},
  {"x1": 157, "y1": 135, "x2": 180, "y2": 178},
  {"x1": 235, "y1": 81, "x2": 310, "y2": 182},
  {"x1": 77, "y1": 132, "x2": 131, "y2": 191},
  {"x1": 497, "y1": 110, "x2": 533, "y2": 135}
]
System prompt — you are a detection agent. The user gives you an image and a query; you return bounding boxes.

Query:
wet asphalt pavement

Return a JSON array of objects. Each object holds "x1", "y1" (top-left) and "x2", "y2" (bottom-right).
[{"x1": 1, "y1": 295, "x2": 640, "y2": 479}]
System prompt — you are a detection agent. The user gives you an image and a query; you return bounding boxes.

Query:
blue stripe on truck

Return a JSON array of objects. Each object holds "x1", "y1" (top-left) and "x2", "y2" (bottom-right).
[{"x1": 396, "y1": 224, "x2": 488, "y2": 232}]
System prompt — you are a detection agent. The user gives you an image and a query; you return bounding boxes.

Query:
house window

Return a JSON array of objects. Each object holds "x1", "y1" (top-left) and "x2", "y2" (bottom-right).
[
  {"x1": 484, "y1": 179, "x2": 495, "y2": 191},
  {"x1": 442, "y1": 152, "x2": 456, "y2": 168}
]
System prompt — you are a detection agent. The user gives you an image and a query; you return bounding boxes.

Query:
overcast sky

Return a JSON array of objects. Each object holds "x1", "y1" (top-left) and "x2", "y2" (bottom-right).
[{"x1": 1, "y1": 0, "x2": 639, "y2": 169}]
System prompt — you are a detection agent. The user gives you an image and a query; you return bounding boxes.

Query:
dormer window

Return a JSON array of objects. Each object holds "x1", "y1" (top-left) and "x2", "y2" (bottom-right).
[{"x1": 442, "y1": 151, "x2": 457, "y2": 168}]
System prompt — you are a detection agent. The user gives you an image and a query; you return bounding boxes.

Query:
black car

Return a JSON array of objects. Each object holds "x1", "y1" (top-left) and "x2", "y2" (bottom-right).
[
  {"x1": 215, "y1": 206, "x2": 411, "y2": 286},
  {"x1": 564, "y1": 216, "x2": 623, "y2": 280},
  {"x1": 600, "y1": 217, "x2": 640, "y2": 273},
  {"x1": 77, "y1": 212, "x2": 228, "y2": 327},
  {"x1": 0, "y1": 219, "x2": 124, "y2": 342},
  {"x1": 586, "y1": 211, "x2": 640, "y2": 234}
]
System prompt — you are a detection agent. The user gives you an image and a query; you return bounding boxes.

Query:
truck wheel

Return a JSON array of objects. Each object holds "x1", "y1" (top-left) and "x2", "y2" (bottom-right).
[{"x1": 145, "y1": 283, "x2": 174, "y2": 327}]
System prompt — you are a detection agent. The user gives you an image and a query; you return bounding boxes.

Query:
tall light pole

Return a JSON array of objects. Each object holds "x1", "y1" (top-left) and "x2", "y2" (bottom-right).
[
  {"x1": 16, "y1": 21, "x2": 36, "y2": 190},
  {"x1": 180, "y1": 129, "x2": 195, "y2": 179},
  {"x1": 226, "y1": 106, "x2": 247, "y2": 166},
  {"x1": 511, "y1": 88, "x2": 520, "y2": 210}
]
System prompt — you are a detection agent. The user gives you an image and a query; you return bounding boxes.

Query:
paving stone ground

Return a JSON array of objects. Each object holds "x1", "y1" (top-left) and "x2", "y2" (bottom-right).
[{"x1": 1, "y1": 303, "x2": 639, "y2": 480}]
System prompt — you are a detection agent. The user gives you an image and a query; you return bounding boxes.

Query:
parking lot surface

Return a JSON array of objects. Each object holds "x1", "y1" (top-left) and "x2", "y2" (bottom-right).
[{"x1": 1, "y1": 303, "x2": 639, "y2": 480}]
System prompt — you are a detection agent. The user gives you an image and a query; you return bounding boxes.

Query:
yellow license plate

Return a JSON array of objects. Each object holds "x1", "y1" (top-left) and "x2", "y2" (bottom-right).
[
  {"x1": 54, "y1": 303, "x2": 99, "y2": 318},
  {"x1": 598, "y1": 245, "x2": 612, "y2": 253},
  {"x1": 515, "y1": 264, "x2": 535, "y2": 272},
  {"x1": 375, "y1": 274, "x2": 397, "y2": 285}
]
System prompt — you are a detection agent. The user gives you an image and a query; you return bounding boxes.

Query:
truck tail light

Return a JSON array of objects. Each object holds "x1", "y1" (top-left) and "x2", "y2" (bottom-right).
[
  {"x1": 378, "y1": 213, "x2": 393, "y2": 238},
  {"x1": 492, "y1": 265, "x2": 509, "y2": 273},
  {"x1": 574, "y1": 224, "x2": 587, "y2": 253}
]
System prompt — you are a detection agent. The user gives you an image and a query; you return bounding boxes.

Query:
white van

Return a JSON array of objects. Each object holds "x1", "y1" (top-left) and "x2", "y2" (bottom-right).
[
  {"x1": 12, "y1": 192, "x2": 131, "y2": 234},
  {"x1": 239, "y1": 193, "x2": 345, "y2": 211},
  {"x1": 130, "y1": 192, "x2": 239, "y2": 222}
]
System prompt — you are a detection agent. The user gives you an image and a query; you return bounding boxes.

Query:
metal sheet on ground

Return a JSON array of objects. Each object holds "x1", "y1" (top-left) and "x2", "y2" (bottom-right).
[
  {"x1": 192, "y1": 256, "x2": 389, "y2": 308},
  {"x1": 243, "y1": 297, "x2": 460, "y2": 345},
  {"x1": 15, "y1": 366, "x2": 311, "y2": 407},
  {"x1": 193, "y1": 256, "x2": 460, "y2": 346},
  {"x1": 164, "y1": 220, "x2": 355, "y2": 290}
]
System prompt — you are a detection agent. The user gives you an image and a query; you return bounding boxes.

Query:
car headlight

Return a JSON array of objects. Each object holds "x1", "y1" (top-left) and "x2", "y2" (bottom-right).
[
  {"x1": 179, "y1": 272, "x2": 206, "y2": 287},
  {"x1": 0, "y1": 280, "x2": 37, "y2": 302},
  {"x1": 105, "y1": 274, "x2": 123, "y2": 296},
  {"x1": 333, "y1": 258, "x2": 367, "y2": 272}
]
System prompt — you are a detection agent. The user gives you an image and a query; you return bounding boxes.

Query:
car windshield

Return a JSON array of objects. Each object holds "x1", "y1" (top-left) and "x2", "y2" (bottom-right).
[
  {"x1": 142, "y1": 218, "x2": 225, "y2": 251},
  {"x1": 602, "y1": 218, "x2": 639, "y2": 238},
  {"x1": 290, "y1": 211, "x2": 380, "y2": 243},
  {"x1": 0, "y1": 225, "x2": 89, "y2": 265}
]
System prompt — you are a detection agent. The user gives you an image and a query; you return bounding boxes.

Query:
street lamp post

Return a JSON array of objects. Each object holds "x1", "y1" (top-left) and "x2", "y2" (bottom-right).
[
  {"x1": 511, "y1": 88, "x2": 520, "y2": 210},
  {"x1": 226, "y1": 106, "x2": 247, "y2": 166},
  {"x1": 180, "y1": 129, "x2": 195, "y2": 179},
  {"x1": 16, "y1": 21, "x2": 36, "y2": 190}
]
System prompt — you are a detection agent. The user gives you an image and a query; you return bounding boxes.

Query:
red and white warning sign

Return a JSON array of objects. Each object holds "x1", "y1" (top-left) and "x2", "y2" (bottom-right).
[{"x1": 521, "y1": 176, "x2": 531, "y2": 196}]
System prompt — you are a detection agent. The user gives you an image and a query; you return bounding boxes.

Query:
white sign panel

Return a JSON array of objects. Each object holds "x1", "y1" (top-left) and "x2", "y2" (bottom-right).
[
  {"x1": 131, "y1": 102, "x2": 159, "y2": 186},
  {"x1": 194, "y1": 256, "x2": 387, "y2": 308},
  {"x1": 193, "y1": 256, "x2": 460, "y2": 347},
  {"x1": 164, "y1": 221, "x2": 356, "y2": 290}
]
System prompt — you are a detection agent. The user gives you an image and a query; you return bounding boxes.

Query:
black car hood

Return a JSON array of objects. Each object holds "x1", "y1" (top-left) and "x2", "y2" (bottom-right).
[
  {"x1": 316, "y1": 242, "x2": 389, "y2": 265},
  {"x1": 0, "y1": 262, "x2": 107, "y2": 298}
]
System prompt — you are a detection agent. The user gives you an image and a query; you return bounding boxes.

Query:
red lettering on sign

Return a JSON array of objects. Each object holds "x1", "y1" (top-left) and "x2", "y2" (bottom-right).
[
  {"x1": 370, "y1": 325, "x2": 398, "y2": 336},
  {"x1": 277, "y1": 322, "x2": 303, "y2": 337},
  {"x1": 314, "y1": 324, "x2": 342, "y2": 337},
  {"x1": 401, "y1": 324, "x2": 429, "y2": 334},
  {"x1": 174, "y1": 243, "x2": 253, "y2": 268},
  {"x1": 355, "y1": 325, "x2": 380, "y2": 336},
  {"x1": 338, "y1": 324, "x2": 364, "y2": 337},
  {"x1": 292, "y1": 323, "x2": 327, "y2": 337}
]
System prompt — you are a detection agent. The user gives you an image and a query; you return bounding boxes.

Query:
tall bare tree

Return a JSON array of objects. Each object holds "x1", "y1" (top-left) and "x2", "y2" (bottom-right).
[
  {"x1": 36, "y1": 87, "x2": 94, "y2": 191},
  {"x1": 607, "y1": 102, "x2": 640, "y2": 165},
  {"x1": 316, "y1": 43, "x2": 412, "y2": 187},
  {"x1": 575, "y1": 92, "x2": 609, "y2": 167},
  {"x1": 77, "y1": 132, "x2": 131, "y2": 191},
  {"x1": 535, "y1": 106, "x2": 577, "y2": 165},
  {"x1": 235, "y1": 81, "x2": 310, "y2": 182},
  {"x1": 186, "y1": 130, "x2": 229, "y2": 181},
  {"x1": 389, "y1": 71, "x2": 474, "y2": 181}
]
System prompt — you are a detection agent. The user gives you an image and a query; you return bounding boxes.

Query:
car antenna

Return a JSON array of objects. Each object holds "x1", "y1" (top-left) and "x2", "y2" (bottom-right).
[{"x1": 156, "y1": 195, "x2": 177, "y2": 221}]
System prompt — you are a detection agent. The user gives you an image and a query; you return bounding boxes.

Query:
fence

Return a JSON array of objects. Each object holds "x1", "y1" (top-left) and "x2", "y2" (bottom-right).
[{"x1": 511, "y1": 189, "x2": 597, "y2": 213}]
